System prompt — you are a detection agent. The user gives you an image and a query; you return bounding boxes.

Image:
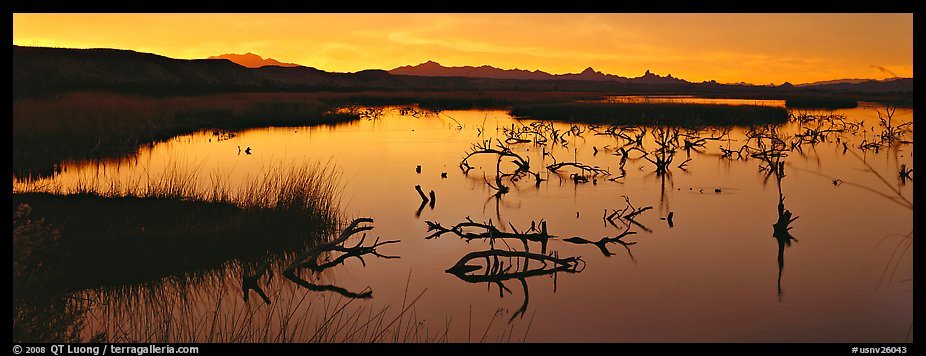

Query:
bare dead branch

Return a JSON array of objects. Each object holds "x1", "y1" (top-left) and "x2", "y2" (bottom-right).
[
  {"x1": 425, "y1": 218, "x2": 553, "y2": 253},
  {"x1": 563, "y1": 224, "x2": 637, "y2": 259}
]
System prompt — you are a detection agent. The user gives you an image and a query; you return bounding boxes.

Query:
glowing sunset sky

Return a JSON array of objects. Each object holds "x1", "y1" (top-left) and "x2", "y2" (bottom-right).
[{"x1": 12, "y1": 13, "x2": 913, "y2": 84}]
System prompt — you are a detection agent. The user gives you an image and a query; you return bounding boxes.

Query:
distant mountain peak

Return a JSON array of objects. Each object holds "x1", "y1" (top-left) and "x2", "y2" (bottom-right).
[
  {"x1": 388, "y1": 61, "x2": 692, "y2": 84},
  {"x1": 207, "y1": 53, "x2": 300, "y2": 68}
]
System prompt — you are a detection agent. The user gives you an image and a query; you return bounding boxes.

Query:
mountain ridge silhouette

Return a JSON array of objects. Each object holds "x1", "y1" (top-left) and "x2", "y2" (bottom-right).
[
  {"x1": 12, "y1": 46, "x2": 913, "y2": 98},
  {"x1": 389, "y1": 60, "x2": 687, "y2": 84}
]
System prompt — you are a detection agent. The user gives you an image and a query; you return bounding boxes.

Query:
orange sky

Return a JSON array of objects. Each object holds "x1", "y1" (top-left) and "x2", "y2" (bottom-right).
[{"x1": 12, "y1": 13, "x2": 913, "y2": 85}]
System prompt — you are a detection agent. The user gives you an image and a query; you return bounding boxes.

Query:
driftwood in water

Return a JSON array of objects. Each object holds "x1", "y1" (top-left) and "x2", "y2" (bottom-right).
[
  {"x1": 425, "y1": 217, "x2": 553, "y2": 253},
  {"x1": 484, "y1": 167, "x2": 510, "y2": 196},
  {"x1": 299, "y1": 235, "x2": 399, "y2": 272},
  {"x1": 563, "y1": 224, "x2": 637, "y2": 259},
  {"x1": 529, "y1": 171, "x2": 545, "y2": 187},
  {"x1": 445, "y1": 248, "x2": 584, "y2": 322},
  {"x1": 638, "y1": 126, "x2": 680, "y2": 175},
  {"x1": 603, "y1": 196, "x2": 652, "y2": 225},
  {"x1": 602, "y1": 196, "x2": 653, "y2": 232},
  {"x1": 682, "y1": 130, "x2": 726, "y2": 154},
  {"x1": 546, "y1": 157, "x2": 610, "y2": 176},
  {"x1": 773, "y1": 189, "x2": 798, "y2": 299},
  {"x1": 459, "y1": 139, "x2": 530, "y2": 174},
  {"x1": 283, "y1": 218, "x2": 399, "y2": 299},
  {"x1": 415, "y1": 185, "x2": 434, "y2": 216},
  {"x1": 445, "y1": 249, "x2": 584, "y2": 279},
  {"x1": 415, "y1": 185, "x2": 429, "y2": 203}
]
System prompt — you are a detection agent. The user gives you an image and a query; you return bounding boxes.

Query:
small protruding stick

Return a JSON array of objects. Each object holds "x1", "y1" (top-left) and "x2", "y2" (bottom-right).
[
  {"x1": 667, "y1": 211, "x2": 674, "y2": 228},
  {"x1": 415, "y1": 185, "x2": 429, "y2": 203},
  {"x1": 429, "y1": 190, "x2": 436, "y2": 209}
]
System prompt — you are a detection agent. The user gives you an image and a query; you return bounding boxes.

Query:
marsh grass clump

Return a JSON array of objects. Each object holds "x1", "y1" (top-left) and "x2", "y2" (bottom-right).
[
  {"x1": 13, "y1": 204, "x2": 91, "y2": 343},
  {"x1": 13, "y1": 160, "x2": 345, "y2": 342},
  {"x1": 13, "y1": 160, "x2": 342, "y2": 294}
]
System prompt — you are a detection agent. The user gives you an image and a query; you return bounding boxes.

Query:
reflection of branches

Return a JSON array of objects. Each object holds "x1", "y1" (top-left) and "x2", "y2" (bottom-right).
[
  {"x1": 835, "y1": 148, "x2": 914, "y2": 293},
  {"x1": 788, "y1": 165, "x2": 913, "y2": 211},
  {"x1": 446, "y1": 114, "x2": 463, "y2": 130},
  {"x1": 286, "y1": 275, "x2": 374, "y2": 299},
  {"x1": 445, "y1": 249, "x2": 584, "y2": 322},
  {"x1": 875, "y1": 232, "x2": 913, "y2": 291},
  {"x1": 283, "y1": 218, "x2": 399, "y2": 299},
  {"x1": 446, "y1": 250, "x2": 584, "y2": 282},
  {"x1": 241, "y1": 262, "x2": 272, "y2": 304},
  {"x1": 846, "y1": 149, "x2": 913, "y2": 210}
]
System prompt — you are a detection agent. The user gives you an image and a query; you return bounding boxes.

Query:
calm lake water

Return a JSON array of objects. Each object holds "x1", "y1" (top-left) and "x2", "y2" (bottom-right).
[{"x1": 14, "y1": 101, "x2": 913, "y2": 342}]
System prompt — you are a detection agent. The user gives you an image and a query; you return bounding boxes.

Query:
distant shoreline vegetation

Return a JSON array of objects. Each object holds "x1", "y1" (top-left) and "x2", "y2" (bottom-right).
[
  {"x1": 13, "y1": 92, "x2": 359, "y2": 180},
  {"x1": 785, "y1": 97, "x2": 860, "y2": 109},
  {"x1": 12, "y1": 90, "x2": 895, "y2": 182},
  {"x1": 11, "y1": 46, "x2": 912, "y2": 179},
  {"x1": 16, "y1": 91, "x2": 795, "y2": 180},
  {"x1": 510, "y1": 102, "x2": 789, "y2": 126}
]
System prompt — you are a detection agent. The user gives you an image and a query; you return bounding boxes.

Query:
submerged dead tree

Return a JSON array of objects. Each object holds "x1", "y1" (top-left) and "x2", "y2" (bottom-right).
[
  {"x1": 460, "y1": 139, "x2": 536, "y2": 195},
  {"x1": 563, "y1": 224, "x2": 637, "y2": 259},
  {"x1": 459, "y1": 139, "x2": 530, "y2": 175},
  {"x1": 602, "y1": 195, "x2": 653, "y2": 232},
  {"x1": 546, "y1": 152, "x2": 611, "y2": 184},
  {"x1": 283, "y1": 218, "x2": 399, "y2": 299},
  {"x1": 641, "y1": 126, "x2": 681, "y2": 175}
]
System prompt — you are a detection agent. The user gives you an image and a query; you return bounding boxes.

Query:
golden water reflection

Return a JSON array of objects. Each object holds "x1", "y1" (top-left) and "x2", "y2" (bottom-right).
[{"x1": 14, "y1": 104, "x2": 913, "y2": 342}]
